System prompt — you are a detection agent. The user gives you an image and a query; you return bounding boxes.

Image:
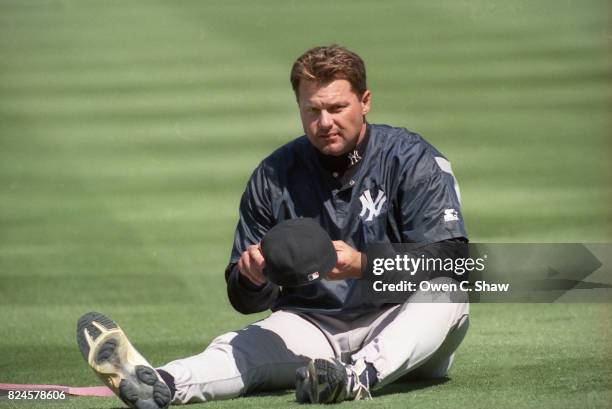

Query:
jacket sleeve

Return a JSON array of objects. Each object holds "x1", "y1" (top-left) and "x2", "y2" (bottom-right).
[
  {"x1": 397, "y1": 144, "x2": 467, "y2": 244},
  {"x1": 224, "y1": 163, "x2": 280, "y2": 314},
  {"x1": 225, "y1": 263, "x2": 279, "y2": 314}
]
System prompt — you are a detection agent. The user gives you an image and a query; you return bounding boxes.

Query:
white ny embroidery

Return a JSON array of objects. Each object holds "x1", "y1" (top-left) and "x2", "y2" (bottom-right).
[
  {"x1": 359, "y1": 189, "x2": 387, "y2": 221},
  {"x1": 348, "y1": 150, "x2": 362, "y2": 166}
]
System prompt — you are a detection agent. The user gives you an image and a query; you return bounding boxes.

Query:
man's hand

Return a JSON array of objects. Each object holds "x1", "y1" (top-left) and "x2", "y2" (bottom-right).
[
  {"x1": 327, "y1": 240, "x2": 366, "y2": 280},
  {"x1": 237, "y1": 243, "x2": 267, "y2": 286}
]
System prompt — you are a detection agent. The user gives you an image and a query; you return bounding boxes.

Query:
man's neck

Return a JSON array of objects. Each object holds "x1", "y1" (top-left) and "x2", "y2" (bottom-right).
[{"x1": 316, "y1": 124, "x2": 370, "y2": 176}]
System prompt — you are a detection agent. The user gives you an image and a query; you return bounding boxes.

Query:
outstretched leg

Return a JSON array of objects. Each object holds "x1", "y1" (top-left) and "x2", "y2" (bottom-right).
[{"x1": 157, "y1": 310, "x2": 334, "y2": 404}]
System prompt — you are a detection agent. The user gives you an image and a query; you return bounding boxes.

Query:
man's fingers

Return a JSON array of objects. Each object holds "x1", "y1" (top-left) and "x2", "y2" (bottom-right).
[
  {"x1": 332, "y1": 240, "x2": 351, "y2": 264},
  {"x1": 332, "y1": 240, "x2": 345, "y2": 250},
  {"x1": 240, "y1": 251, "x2": 252, "y2": 275},
  {"x1": 247, "y1": 244, "x2": 266, "y2": 270},
  {"x1": 237, "y1": 248, "x2": 267, "y2": 286}
]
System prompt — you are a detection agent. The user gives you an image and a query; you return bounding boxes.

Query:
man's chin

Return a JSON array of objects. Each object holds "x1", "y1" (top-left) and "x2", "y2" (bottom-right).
[{"x1": 317, "y1": 143, "x2": 347, "y2": 156}]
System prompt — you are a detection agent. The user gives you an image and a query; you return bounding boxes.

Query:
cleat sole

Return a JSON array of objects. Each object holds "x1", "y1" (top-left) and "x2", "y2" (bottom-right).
[{"x1": 76, "y1": 312, "x2": 171, "y2": 409}]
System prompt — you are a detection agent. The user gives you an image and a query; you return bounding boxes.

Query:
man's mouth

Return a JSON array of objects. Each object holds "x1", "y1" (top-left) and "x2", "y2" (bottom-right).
[{"x1": 318, "y1": 132, "x2": 340, "y2": 139}]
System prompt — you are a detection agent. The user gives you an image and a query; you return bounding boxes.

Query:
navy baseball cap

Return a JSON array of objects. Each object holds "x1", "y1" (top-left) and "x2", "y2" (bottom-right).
[{"x1": 261, "y1": 218, "x2": 337, "y2": 287}]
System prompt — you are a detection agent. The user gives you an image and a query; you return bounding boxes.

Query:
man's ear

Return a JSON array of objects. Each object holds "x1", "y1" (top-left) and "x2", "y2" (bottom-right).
[{"x1": 361, "y1": 90, "x2": 371, "y2": 116}]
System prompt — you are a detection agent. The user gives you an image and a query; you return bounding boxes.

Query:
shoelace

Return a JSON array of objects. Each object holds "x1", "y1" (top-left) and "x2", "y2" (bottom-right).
[{"x1": 349, "y1": 364, "x2": 373, "y2": 400}]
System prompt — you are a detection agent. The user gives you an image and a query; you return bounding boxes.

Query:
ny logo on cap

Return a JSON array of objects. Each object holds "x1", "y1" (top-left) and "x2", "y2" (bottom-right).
[{"x1": 359, "y1": 189, "x2": 386, "y2": 222}]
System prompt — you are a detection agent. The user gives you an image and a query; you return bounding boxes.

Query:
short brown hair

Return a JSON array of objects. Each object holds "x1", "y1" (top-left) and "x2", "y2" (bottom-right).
[{"x1": 290, "y1": 45, "x2": 367, "y2": 99}]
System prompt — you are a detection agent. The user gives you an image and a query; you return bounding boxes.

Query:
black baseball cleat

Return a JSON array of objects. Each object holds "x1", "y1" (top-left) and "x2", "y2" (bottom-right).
[
  {"x1": 76, "y1": 312, "x2": 172, "y2": 409},
  {"x1": 296, "y1": 358, "x2": 372, "y2": 404}
]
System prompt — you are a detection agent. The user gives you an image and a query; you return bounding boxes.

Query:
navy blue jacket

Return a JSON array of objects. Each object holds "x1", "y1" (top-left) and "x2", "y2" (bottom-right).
[{"x1": 225, "y1": 124, "x2": 467, "y2": 314}]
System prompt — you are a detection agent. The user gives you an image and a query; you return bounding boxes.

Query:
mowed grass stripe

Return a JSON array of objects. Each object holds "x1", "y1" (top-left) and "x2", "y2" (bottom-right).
[
  {"x1": 0, "y1": 92, "x2": 294, "y2": 116},
  {"x1": 1, "y1": 39, "x2": 605, "y2": 73},
  {"x1": 3, "y1": 110, "x2": 599, "y2": 139},
  {"x1": 1, "y1": 34, "x2": 605, "y2": 82},
  {"x1": 2, "y1": 38, "x2": 605, "y2": 84},
  {"x1": 2, "y1": 139, "x2": 606, "y2": 182},
  {"x1": 3, "y1": 77, "x2": 609, "y2": 115}
]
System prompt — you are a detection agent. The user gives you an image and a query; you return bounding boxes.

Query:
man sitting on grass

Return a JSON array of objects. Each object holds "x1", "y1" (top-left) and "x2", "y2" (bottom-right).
[{"x1": 77, "y1": 44, "x2": 469, "y2": 408}]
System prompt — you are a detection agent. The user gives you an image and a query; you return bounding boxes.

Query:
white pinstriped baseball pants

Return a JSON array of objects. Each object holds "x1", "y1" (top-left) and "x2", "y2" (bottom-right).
[{"x1": 158, "y1": 282, "x2": 469, "y2": 404}]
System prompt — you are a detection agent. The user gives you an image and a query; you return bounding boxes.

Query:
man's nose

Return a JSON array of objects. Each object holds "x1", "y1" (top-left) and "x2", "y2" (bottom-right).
[{"x1": 318, "y1": 110, "x2": 333, "y2": 129}]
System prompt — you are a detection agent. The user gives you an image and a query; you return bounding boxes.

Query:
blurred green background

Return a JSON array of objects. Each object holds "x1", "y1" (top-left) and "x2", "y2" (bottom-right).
[{"x1": 1, "y1": 1, "x2": 610, "y2": 408}]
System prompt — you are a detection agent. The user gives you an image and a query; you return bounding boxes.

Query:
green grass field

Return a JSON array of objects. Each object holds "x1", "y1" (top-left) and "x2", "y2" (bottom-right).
[{"x1": 1, "y1": 1, "x2": 611, "y2": 408}]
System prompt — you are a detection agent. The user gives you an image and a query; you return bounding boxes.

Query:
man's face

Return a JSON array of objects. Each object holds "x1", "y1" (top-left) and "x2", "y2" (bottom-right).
[{"x1": 298, "y1": 79, "x2": 371, "y2": 156}]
